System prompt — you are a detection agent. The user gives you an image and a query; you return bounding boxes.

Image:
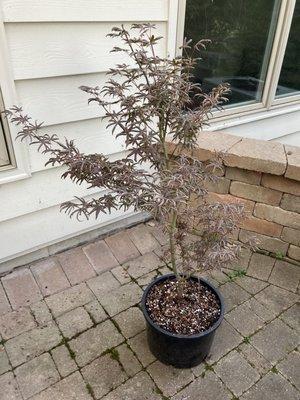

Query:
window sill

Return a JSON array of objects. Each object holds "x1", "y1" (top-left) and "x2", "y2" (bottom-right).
[
  {"x1": 208, "y1": 100, "x2": 300, "y2": 134},
  {"x1": 0, "y1": 165, "x2": 31, "y2": 185}
]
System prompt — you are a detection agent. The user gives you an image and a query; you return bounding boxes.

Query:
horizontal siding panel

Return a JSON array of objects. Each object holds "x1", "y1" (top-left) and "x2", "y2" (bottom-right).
[
  {"x1": 16, "y1": 74, "x2": 106, "y2": 125},
  {"x1": 0, "y1": 166, "x2": 105, "y2": 222},
  {"x1": 6, "y1": 22, "x2": 167, "y2": 79},
  {"x1": 0, "y1": 203, "x2": 134, "y2": 261},
  {"x1": 29, "y1": 119, "x2": 125, "y2": 172},
  {"x1": 2, "y1": 0, "x2": 168, "y2": 22}
]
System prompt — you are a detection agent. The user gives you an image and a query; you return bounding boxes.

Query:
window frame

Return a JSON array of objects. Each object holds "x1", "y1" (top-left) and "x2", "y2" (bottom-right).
[
  {"x1": 0, "y1": 90, "x2": 15, "y2": 170},
  {"x1": 171, "y1": 0, "x2": 300, "y2": 128},
  {"x1": 0, "y1": 11, "x2": 30, "y2": 184}
]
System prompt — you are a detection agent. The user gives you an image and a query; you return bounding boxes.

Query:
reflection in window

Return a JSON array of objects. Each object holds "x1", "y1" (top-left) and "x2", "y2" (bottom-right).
[
  {"x1": 183, "y1": 0, "x2": 280, "y2": 107},
  {"x1": 276, "y1": 1, "x2": 300, "y2": 98}
]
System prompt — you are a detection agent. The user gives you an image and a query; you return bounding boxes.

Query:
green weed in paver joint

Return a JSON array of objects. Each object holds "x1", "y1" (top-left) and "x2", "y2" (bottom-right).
[
  {"x1": 109, "y1": 348, "x2": 120, "y2": 362},
  {"x1": 86, "y1": 383, "x2": 94, "y2": 397},
  {"x1": 154, "y1": 386, "x2": 170, "y2": 400},
  {"x1": 228, "y1": 269, "x2": 247, "y2": 281},
  {"x1": 271, "y1": 366, "x2": 279, "y2": 374},
  {"x1": 205, "y1": 364, "x2": 214, "y2": 371},
  {"x1": 275, "y1": 251, "x2": 284, "y2": 260},
  {"x1": 68, "y1": 347, "x2": 76, "y2": 360},
  {"x1": 111, "y1": 318, "x2": 122, "y2": 334},
  {"x1": 243, "y1": 336, "x2": 251, "y2": 344}
]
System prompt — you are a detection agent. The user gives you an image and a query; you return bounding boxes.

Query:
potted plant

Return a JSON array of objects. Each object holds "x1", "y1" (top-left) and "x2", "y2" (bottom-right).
[{"x1": 5, "y1": 24, "x2": 248, "y2": 368}]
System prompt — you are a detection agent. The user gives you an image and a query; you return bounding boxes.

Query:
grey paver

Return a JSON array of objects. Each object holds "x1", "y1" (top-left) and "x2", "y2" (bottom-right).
[
  {"x1": 45, "y1": 283, "x2": 95, "y2": 318},
  {"x1": 172, "y1": 372, "x2": 231, "y2": 400},
  {"x1": 51, "y1": 345, "x2": 77, "y2": 378},
  {"x1": 246, "y1": 297, "x2": 276, "y2": 322},
  {"x1": 124, "y1": 252, "x2": 161, "y2": 279},
  {"x1": 148, "y1": 360, "x2": 194, "y2": 397},
  {"x1": 215, "y1": 350, "x2": 260, "y2": 396},
  {"x1": 0, "y1": 308, "x2": 36, "y2": 340},
  {"x1": 0, "y1": 345, "x2": 11, "y2": 375},
  {"x1": 241, "y1": 371, "x2": 299, "y2": 400},
  {"x1": 30, "y1": 300, "x2": 53, "y2": 326},
  {"x1": 229, "y1": 247, "x2": 252, "y2": 271},
  {"x1": 219, "y1": 281, "x2": 251, "y2": 312},
  {"x1": 84, "y1": 300, "x2": 107, "y2": 324},
  {"x1": 207, "y1": 320, "x2": 243, "y2": 364},
  {"x1": 128, "y1": 330, "x2": 156, "y2": 367},
  {"x1": 268, "y1": 260, "x2": 300, "y2": 292},
  {"x1": 235, "y1": 275, "x2": 268, "y2": 295},
  {"x1": 101, "y1": 371, "x2": 161, "y2": 400},
  {"x1": 5, "y1": 321, "x2": 62, "y2": 367},
  {"x1": 56, "y1": 307, "x2": 93, "y2": 339},
  {"x1": 83, "y1": 240, "x2": 118, "y2": 273},
  {"x1": 0, "y1": 284, "x2": 11, "y2": 316},
  {"x1": 209, "y1": 269, "x2": 229, "y2": 284},
  {"x1": 81, "y1": 354, "x2": 127, "y2": 399},
  {"x1": 158, "y1": 264, "x2": 172, "y2": 276},
  {"x1": 280, "y1": 303, "x2": 300, "y2": 331},
  {"x1": 127, "y1": 224, "x2": 159, "y2": 254},
  {"x1": 0, "y1": 227, "x2": 299, "y2": 400},
  {"x1": 0, "y1": 372, "x2": 22, "y2": 400},
  {"x1": 247, "y1": 253, "x2": 275, "y2": 281},
  {"x1": 117, "y1": 343, "x2": 142, "y2": 377},
  {"x1": 137, "y1": 270, "x2": 158, "y2": 288},
  {"x1": 254, "y1": 285, "x2": 298, "y2": 315},
  {"x1": 69, "y1": 320, "x2": 123, "y2": 367},
  {"x1": 105, "y1": 231, "x2": 140, "y2": 264},
  {"x1": 239, "y1": 343, "x2": 272, "y2": 375},
  {"x1": 15, "y1": 353, "x2": 59, "y2": 399},
  {"x1": 147, "y1": 223, "x2": 169, "y2": 246},
  {"x1": 113, "y1": 307, "x2": 145, "y2": 338},
  {"x1": 277, "y1": 350, "x2": 300, "y2": 389},
  {"x1": 226, "y1": 301, "x2": 265, "y2": 336},
  {"x1": 87, "y1": 271, "x2": 120, "y2": 300},
  {"x1": 111, "y1": 265, "x2": 131, "y2": 284},
  {"x1": 191, "y1": 360, "x2": 206, "y2": 377},
  {"x1": 2, "y1": 268, "x2": 42, "y2": 309},
  {"x1": 30, "y1": 371, "x2": 92, "y2": 400},
  {"x1": 251, "y1": 318, "x2": 299, "y2": 363},
  {"x1": 99, "y1": 282, "x2": 143, "y2": 316},
  {"x1": 57, "y1": 247, "x2": 96, "y2": 285},
  {"x1": 31, "y1": 258, "x2": 70, "y2": 296}
]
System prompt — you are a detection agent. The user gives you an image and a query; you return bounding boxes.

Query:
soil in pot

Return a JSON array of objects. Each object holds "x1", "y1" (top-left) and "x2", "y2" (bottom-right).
[{"x1": 146, "y1": 277, "x2": 221, "y2": 335}]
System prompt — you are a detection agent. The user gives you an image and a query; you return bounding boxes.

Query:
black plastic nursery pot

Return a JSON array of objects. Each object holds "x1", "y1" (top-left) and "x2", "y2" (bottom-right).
[{"x1": 141, "y1": 273, "x2": 225, "y2": 368}]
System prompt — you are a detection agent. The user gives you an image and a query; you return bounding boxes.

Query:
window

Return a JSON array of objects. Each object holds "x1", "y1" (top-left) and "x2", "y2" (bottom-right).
[
  {"x1": 179, "y1": 0, "x2": 299, "y2": 117},
  {"x1": 276, "y1": 1, "x2": 300, "y2": 98},
  {"x1": 0, "y1": 89, "x2": 13, "y2": 169}
]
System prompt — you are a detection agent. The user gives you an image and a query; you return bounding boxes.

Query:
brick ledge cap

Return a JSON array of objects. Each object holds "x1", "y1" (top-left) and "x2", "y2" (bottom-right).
[{"x1": 167, "y1": 131, "x2": 300, "y2": 181}]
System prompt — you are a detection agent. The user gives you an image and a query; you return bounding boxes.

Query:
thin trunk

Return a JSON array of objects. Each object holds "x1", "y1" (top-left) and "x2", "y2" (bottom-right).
[{"x1": 169, "y1": 211, "x2": 178, "y2": 277}]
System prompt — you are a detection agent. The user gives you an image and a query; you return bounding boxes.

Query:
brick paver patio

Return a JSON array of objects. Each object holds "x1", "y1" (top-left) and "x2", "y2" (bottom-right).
[{"x1": 0, "y1": 222, "x2": 299, "y2": 400}]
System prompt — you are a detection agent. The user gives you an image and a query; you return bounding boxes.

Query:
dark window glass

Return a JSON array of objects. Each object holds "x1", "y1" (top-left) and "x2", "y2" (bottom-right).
[
  {"x1": 276, "y1": 1, "x2": 300, "y2": 97},
  {"x1": 184, "y1": 0, "x2": 280, "y2": 106}
]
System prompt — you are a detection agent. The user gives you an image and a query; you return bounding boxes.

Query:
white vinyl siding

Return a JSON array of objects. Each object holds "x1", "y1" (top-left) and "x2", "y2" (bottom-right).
[{"x1": 0, "y1": 0, "x2": 168, "y2": 267}]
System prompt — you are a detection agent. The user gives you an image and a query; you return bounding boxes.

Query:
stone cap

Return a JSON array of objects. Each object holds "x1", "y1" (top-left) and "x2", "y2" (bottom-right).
[{"x1": 167, "y1": 131, "x2": 300, "y2": 181}]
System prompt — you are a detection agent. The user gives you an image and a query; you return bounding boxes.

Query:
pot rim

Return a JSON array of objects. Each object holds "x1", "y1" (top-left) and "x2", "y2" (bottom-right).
[{"x1": 141, "y1": 273, "x2": 225, "y2": 340}]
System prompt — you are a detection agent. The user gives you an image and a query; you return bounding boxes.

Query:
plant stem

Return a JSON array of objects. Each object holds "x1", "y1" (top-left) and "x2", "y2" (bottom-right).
[{"x1": 169, "y1": 211, "x2": 178, "y2": 277}]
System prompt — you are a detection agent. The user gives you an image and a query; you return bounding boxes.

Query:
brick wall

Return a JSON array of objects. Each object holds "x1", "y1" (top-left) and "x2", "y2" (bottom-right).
[{"x1": 168, "y1": 132, "x2": 300, "y2": 263}]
